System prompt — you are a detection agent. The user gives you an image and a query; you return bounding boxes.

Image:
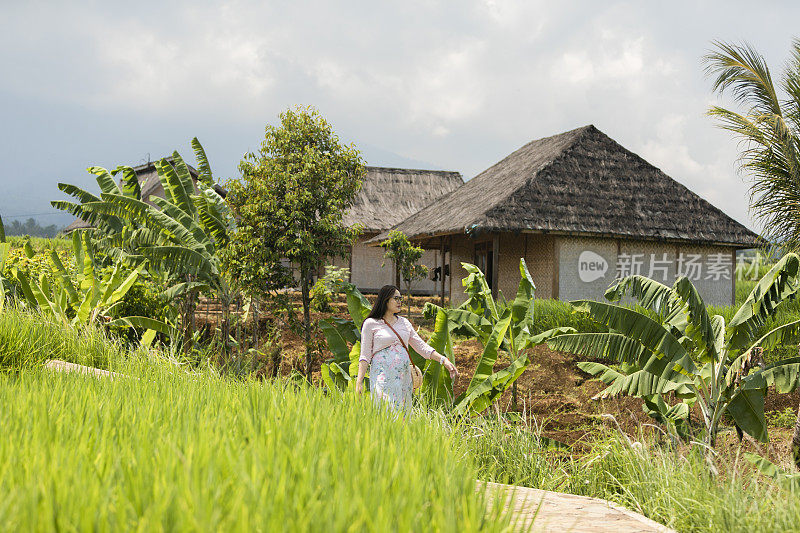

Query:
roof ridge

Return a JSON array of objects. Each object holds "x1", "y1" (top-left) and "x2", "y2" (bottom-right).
[
  {"x1": 474, "y1": 126, "x2": 595, "y2": 227},
  {"x1": 364, "y1": 165, "x2": 461, "y2": 175}
]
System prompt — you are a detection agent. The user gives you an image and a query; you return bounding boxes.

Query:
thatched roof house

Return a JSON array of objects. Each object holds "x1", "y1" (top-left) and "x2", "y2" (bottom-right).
[
  {"x1": 372, "y1": 125, "x2": 758, "y2": 305},
  {"x1": 333, "y1": 166, "x2": 463, "y2": 293},
  {"x1": 63, "y1": 158, "x2": 200, "y2": 233}
]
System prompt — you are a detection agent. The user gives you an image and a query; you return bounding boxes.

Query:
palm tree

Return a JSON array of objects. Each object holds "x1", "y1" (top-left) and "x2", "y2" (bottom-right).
[
  {"x1": 705, "y1": 39, "x2": 800, "y2": 252},
  {"x1": 706, "y1": 38, "x2": 800, "y2": 468}
]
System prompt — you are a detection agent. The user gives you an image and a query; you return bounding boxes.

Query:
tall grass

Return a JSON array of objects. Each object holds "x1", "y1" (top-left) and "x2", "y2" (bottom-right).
[
  {"x1": 456, "y1": 416, "x2": 800, "y2": 532},
  {"x1": 0, "y1": 306, "x2": 128, "y2": 370},
  {"x1": 0, "y1": 361, "x2": 513, "y2": 531}
]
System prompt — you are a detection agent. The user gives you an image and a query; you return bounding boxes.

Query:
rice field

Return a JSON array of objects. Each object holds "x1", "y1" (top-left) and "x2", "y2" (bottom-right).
[{"x1": 0, "y1": 360, "x2": 513, "y2": 531}]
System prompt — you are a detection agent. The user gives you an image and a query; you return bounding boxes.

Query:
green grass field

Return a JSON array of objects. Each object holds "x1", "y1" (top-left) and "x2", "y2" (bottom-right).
[{"x1": 0, "y1": 360, "x2": 513, "y2": 531}]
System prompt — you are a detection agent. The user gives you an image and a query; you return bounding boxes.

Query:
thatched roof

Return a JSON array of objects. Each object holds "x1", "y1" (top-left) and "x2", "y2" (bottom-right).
[
  {"x1": 63, "y1": 158, "x2": 199, "y2": 233},
  {"x1": 371, "y1": 125, "x2": 758, "y2": 247},
  {"x1": 345, "y1": 166, "x2": 463, "y2": 233}
]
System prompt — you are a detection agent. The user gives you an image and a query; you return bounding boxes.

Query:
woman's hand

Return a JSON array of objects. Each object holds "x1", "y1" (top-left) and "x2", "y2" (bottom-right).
[
  {"x1": 355, "y1": 379, "x2": 364, "y2": 394},
  {"x1": 442, "y1": 358, "x2": 459, "y2": 379}
]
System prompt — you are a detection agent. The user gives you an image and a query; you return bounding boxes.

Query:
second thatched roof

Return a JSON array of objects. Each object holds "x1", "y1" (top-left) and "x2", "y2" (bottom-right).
[
  {"x1": 371, "y1": 125, "x2": 758, "y2": 247},
  {"x1": 345, "y1": 166, "x2": 463, "y2": 233}
]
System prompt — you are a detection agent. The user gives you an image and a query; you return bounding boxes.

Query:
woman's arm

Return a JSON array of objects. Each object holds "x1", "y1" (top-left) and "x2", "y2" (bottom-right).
[
  {"x1": 406, "y1": 321, "x2": 439, "y2": 360},
  {"x1": 355, "y1": 360, "x2": 369, "y2": 393},
  {"x1": 356, "y1": 320, "x2": 374, "y2": 393},
  {"x1": 406, "y1": 319, "x2": 459, "y2": 377},
  {"x1": 359, "y1": 319, "x2": 374, "y2": 364}
]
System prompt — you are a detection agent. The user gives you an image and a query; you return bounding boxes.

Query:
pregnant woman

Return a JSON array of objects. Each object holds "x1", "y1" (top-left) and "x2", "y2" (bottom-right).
[{"x1": 355, "y1": 285, "x2": 459, "y2": 413}]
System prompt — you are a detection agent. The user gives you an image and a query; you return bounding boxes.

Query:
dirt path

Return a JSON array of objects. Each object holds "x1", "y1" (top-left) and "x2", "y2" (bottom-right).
[
  {"x1": 44, "y1": 360, "x2": 124, "y2": 379},
  {"x1": 480, "y1": 481, "x2": 674, "y2": 532}
]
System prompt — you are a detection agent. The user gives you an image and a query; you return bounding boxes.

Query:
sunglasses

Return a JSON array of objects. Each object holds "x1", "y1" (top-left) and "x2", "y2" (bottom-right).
[{"x1": 392, "y1": 295, "x2": 403, "y2": 302}]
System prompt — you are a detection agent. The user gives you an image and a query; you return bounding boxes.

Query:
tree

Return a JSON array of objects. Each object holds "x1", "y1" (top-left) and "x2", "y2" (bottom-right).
[
  {"x1": 380, "y1": 230, "x2": 428, "y2": 316},
  {"x1": 706, "y1": 39, "x2": 800, "y2": 469},
  {"x1": 5, "y1": 218, "x2": 60, "y2": 238},
  {"x1": 704, "y1": 39, "x2": 800, "y2": 252},
  {"x1": 548, "y1": 257, "x2": 800, "y2": 454},
  {"x1": 224, "y1": 106, "x2": 365, "y2": 378}
]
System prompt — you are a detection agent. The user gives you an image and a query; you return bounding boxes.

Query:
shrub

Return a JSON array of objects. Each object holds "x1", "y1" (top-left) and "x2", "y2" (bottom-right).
[{"x1": 311, "y1": 265, "x2": 350, "y2": 312}]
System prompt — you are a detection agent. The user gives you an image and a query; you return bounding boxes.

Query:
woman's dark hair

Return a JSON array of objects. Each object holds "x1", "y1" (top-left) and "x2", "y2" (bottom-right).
[{"x1": 367, "y1": 285, "x2": 400, "y2": 320}]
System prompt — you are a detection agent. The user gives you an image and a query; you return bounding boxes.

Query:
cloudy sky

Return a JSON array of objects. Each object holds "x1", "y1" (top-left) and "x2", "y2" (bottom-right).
[{"x1": 2, "y1": 1, "x2": 798, "y2": 231}]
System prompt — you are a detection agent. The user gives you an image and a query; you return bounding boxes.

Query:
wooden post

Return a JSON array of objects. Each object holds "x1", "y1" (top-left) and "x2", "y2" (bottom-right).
[
  {"x1": 440, "y1": 236, "x2": 446, "y2": 308},
  {"x1": 492, "y1": 233, "x2": 500, "y2": 299},
  {"x1": 448, "y1": 235, "x2": 453, "y2": 303},
  {"x1": 731, "y1": 249, "x2": 736, "y2": 305},
  {"x1": 552, "y1": 237, "x2": 560, "y2": 300}
]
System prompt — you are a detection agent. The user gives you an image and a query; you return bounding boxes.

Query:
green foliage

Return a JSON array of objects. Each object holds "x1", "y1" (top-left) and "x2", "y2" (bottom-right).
[
  {"x1": 51, "y1": 139, "x2": 234, "y2": 303},
  {"x1": 550, "y1": 256, "x2": 800, "y2": 447},
  {"x1": 767, "y1": 407, "x2": 797, "y2": 429},
  {"x1": 744, "y1": 453, "x2": 800, "y2": 492},
  {"x1": 8, "y1": 231, "x2": 166, "y2": 333},
  {"x1": 223, "y1": 106, "x2": 365, "y2": 296},
  {"x1": 310, "y1": 265, "x2": 350, "y2": 312},
  {"x1": 705, "y1": 39, "x2": 800, "y2": 252},
  {"x1": 223, "y1": 106, "x2": 366, "y2": 376},
  {"x1": 380, "y1": 230, "x2": 428, "y2": 310}
]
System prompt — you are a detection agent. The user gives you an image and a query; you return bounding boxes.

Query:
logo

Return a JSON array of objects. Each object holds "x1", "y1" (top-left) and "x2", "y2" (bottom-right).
[{"x1": 578, "y1": 251, "x2": 608, "y2": 283}]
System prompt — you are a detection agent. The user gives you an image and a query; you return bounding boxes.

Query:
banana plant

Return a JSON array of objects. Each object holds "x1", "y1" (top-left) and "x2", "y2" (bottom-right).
[
  {"x1": 51, "y1": 138, "x2": 233, "y2": 298},
  {"x1": 51, "y1": 139, "x2": 235, "y2": 350},
  {"x1": 424, "y1": 259, "x2": 572, "y2": 413},
  {"x1": 548, "y1": 253, "x2": 800, "y2": 447},
  {"x1": 10, "y1": 231, "x2": 173, "y2": 337}
]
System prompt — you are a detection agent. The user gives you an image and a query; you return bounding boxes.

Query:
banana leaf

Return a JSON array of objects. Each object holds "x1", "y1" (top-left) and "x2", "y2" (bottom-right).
[
  {"x1": 191, "y1": 137, "x2": 214, "y2": 186},
  {"x1": 605, "y1": 274, "x2": 684, "y2": 322},
  {"x1": 549, "y1": 332, "x2": 691, "y2": 385},
  {"x1": 744, "y1": 453, "x2": 800, "y2": 491},
  {"x1": 727, "y1": 386, "x2": 767, "y2": 442},
  {"x1": 571, "y1": 300, "x2": 697, "y2": 376},
  {"x1": 319, "y1": 319, "x2": 352, "y2": 363},
  {"x1": 109, "y1": 316, "x2": 174, "y2": 336},
  {"x1": 461, "y1": 262, "x2": 498, "y2": 320},
  {"x1": 672, "y1": 277, "x2": 718, "y2": 363},
  {"x1": 87, "y1": 166, "x2": 121, "y2": 195},
  {"x1": 156, "y1": 157, "x2": 196, "y2": 218},
  {"x1": 112, "y1": 165, "x2": 141, "y2": 200},
  {"x1": 454, "y1": 309, "x2": 512, "y2": 414},
  {"x1": 577, "y1": 361, "x2": 691, "y2": 398},
  {"x1": 728, "y1": 253, "x2": 800, "y2": 352},
  {"x1": 151, "y1": 196, "x2": 213, "y2": 254},
  {"x1": 342, "y1": 283, "x2": 371, "y2": 328},
  {"x1": 420, "y1": 307, "x2": 455, "y2": 407}
]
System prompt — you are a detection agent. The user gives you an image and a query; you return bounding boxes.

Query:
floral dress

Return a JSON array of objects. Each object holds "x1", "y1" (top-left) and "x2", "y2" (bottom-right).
[
  {"x1": 359, "y1": 316, "x2": 441, "y2": 415},
  {"x1": 370, "y1": 344, "x2": 413, "y2": 413}
]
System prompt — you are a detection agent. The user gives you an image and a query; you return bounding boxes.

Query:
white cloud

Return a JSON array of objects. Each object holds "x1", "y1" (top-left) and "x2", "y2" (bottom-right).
[{"x1": 1, "y1": 0, "x2": 798, "y2": 232}]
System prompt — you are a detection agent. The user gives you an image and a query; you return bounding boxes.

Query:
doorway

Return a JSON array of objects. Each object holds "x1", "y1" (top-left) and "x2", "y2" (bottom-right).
[{"x1": 474, "y1": 241, "x2": 494, "y2": 291}]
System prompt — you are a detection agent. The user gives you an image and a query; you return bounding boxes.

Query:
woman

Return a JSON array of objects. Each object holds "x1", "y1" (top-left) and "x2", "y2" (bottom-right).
[{"x1": 355, "y1": 285, "x2": 459, "y2": 412}]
